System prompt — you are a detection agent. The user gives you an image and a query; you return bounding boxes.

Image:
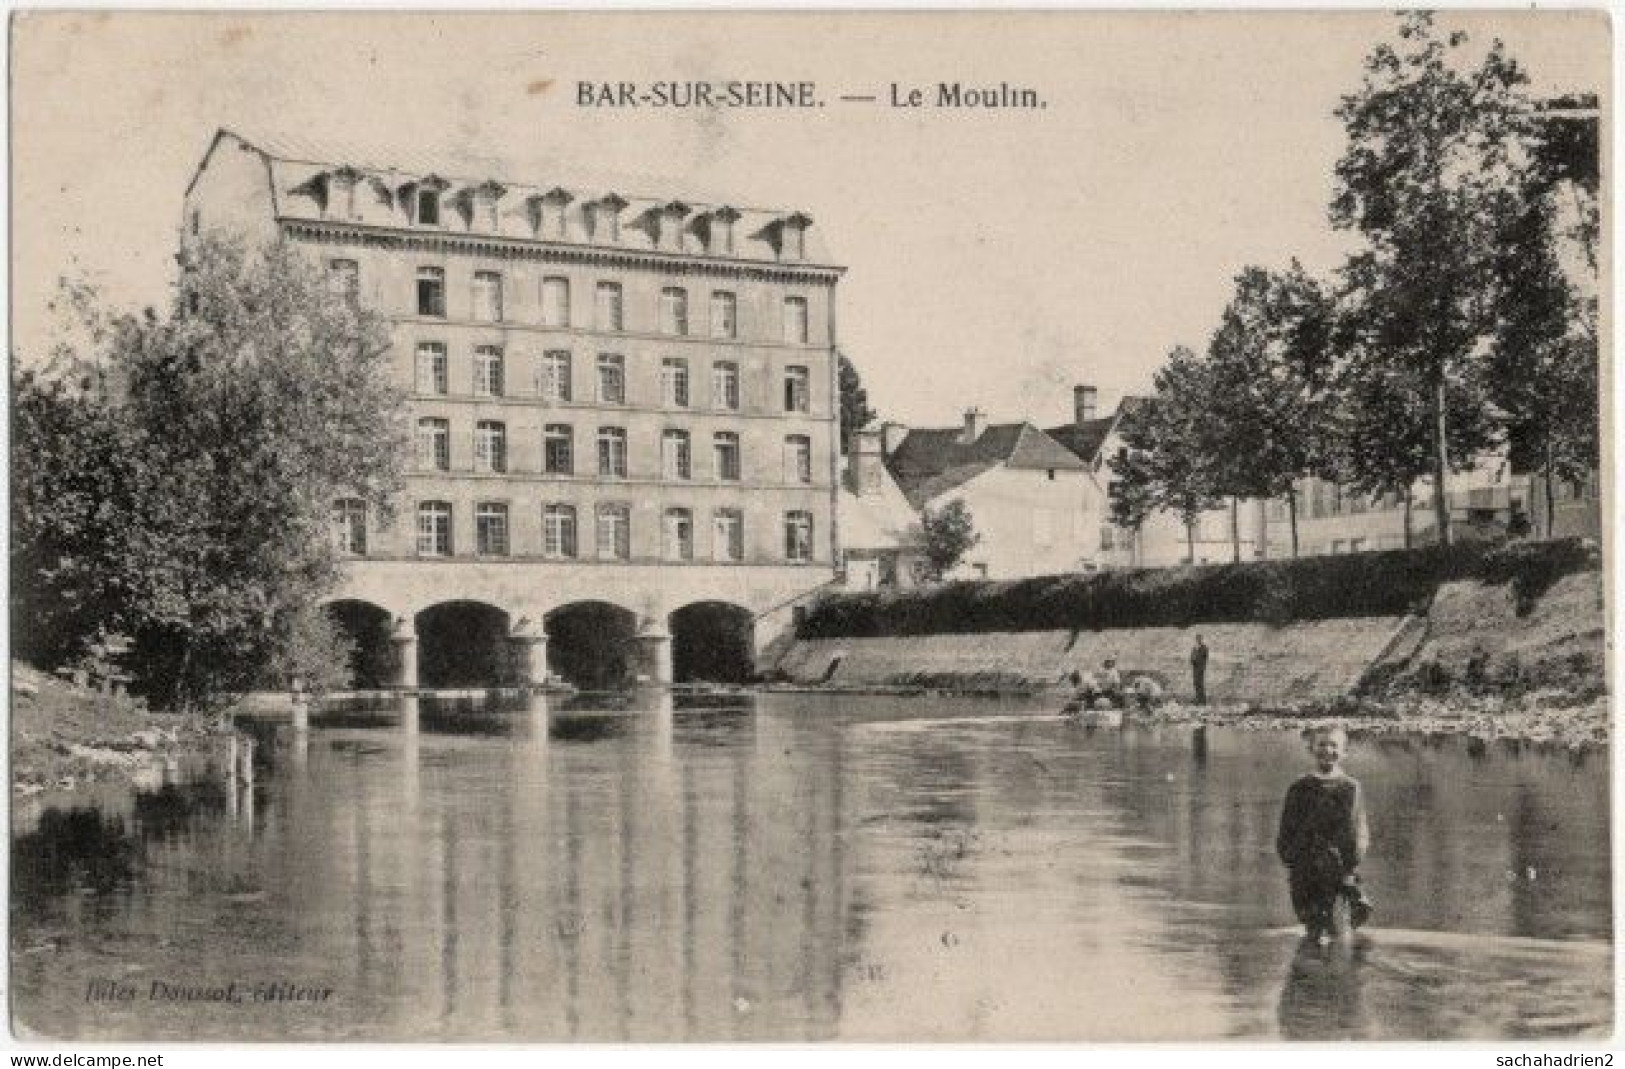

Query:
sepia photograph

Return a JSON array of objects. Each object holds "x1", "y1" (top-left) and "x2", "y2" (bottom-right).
[{"x1": 6, "y1": 9, "x2": 1611, "y2": 1045}]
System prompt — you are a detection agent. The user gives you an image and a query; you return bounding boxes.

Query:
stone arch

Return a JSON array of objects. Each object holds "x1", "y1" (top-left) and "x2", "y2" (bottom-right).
[
  {"x1": 416, "y1": 600, "x2": 511, "y2": 689},
  {"x1": 546, "y1": 600, "x2": 638, "y2": 691},
  {"x1": 669, "y1": 601, "x2": 756, "y2": 685},
  {"x1": 322, "y1": 598, "x2": 396, "y2": 690}
]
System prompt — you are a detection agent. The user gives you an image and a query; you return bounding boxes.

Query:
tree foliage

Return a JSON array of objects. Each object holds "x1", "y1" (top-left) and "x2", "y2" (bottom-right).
[
  {"x1": 837, "y1": 352, "x2": 877, "y2": 455},
  {"x1": 12, "y1": 236, "x2": 409, "y2": 709},
  {"x1": 1331, "y1": 12, "x2": 1538, "y2": 545},
  {"x1": 919, "y1": 499, "x2": 981, "y2": 581}
]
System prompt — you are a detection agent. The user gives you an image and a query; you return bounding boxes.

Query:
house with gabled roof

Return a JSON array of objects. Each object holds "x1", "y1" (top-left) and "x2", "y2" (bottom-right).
[{"x1": 884, "y1": 408, "x2": 1100, "y2": 579}]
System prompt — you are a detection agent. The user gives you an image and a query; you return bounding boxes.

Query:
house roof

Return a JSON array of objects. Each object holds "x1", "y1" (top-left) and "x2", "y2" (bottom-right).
[
  {"x1": 887, "y1": 422, "x2": 1085, "y2": 508},
  {"x1": 1044, "y1": 396, "x2": 1154, "y2": 465},
  {"x1": 194, "y1": 127, "x2": 839, "y2": 267}
]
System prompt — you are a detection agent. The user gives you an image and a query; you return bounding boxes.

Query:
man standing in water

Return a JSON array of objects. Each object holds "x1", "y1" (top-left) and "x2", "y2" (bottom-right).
[
  {"x1": 1190, "y1": 633, "x2": 1209, "y2": 704},
  {"x1": 1276, "y1": 725, "x2": 1372, "y2": 943}
]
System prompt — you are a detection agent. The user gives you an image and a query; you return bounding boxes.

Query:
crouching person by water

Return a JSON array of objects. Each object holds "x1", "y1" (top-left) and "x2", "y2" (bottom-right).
[{"x1": 1276, "y1": 725, "x2": 1373, "y2": 942}]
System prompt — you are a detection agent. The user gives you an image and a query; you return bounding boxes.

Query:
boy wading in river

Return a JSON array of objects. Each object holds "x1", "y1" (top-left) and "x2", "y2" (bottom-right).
[{"x1": 1276, "y1": 726, "x2": 1373, "y2": 943}]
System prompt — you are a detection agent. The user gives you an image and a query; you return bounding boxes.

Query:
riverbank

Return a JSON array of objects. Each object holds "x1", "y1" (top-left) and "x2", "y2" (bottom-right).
[{"x1": 10, "y1": 662, "x2": 230, "y2": 804}]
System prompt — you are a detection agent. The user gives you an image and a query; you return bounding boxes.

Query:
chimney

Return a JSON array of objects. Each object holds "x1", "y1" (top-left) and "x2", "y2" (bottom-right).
[
  {"x1": 880, "y1": 420, "x2": 909, "y2": 457},
  {"x1": 854, "y1": 425, "x2": 885, "y2": 497},
  {"x1": 1074, "y1": 384, "x2": 1098, "y2": 427},
  {"x1": 961, "y1": 408, "x2": 987, "y2": 445}
]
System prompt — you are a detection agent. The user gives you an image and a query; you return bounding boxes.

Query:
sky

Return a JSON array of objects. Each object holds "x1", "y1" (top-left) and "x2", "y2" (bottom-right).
[{"x1": 10, "y1": 10, "x2": 1609, "y2": 429}]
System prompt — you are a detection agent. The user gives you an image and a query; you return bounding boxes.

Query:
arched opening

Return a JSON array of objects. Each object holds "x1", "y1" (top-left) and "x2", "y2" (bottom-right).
[
  {"x1": 670, "y1": 601, "x2": 756, "y2": 685},
  {"x1": 546, "y1": 601, "x2": 638, "y2": 691},
  {"x1": 323, "y1": 599, "x2": 395, "y2": 690},
  {"x1": 416, "y1": 601, "x2": 510, "y2": 689}
]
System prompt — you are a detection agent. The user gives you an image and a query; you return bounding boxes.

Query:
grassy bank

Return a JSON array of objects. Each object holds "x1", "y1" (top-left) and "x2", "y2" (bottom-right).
[
  {"x1": 802, "y1": 538, "x2": 1598, "y2": 638},
  {"x1": 10, "y1": 662, "x2": 228, "y2": 800}
]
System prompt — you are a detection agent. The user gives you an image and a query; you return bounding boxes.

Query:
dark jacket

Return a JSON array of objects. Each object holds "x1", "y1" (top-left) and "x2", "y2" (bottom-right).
[{"x1": 1276, "y1": 771, "x2": 1370, "y2": 873}]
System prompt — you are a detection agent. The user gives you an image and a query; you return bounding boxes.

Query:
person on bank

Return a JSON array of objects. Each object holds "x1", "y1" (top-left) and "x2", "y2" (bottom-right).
[
  {"x1": 1276, "y1": 725, "x2": 1373, "y2": 942},
  {"x1": 1096, "y1": 658, "x2": 1123, "y2": 706},
  {"x1": 1190, "y1": 633, "x2": 1209, "y2": 705}
]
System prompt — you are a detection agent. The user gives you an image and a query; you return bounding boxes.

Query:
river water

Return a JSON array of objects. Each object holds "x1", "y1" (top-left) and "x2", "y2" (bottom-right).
[{"x1": 10, "y1": 692, "x2": 1612, "y2": 1042}]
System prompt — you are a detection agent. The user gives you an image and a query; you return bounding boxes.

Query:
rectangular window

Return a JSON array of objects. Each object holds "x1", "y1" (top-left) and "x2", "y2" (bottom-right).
[
  {"x1": 662, "y1": 429, "x2": 692, "y2": 481},
  {"x1": 664, "y1": 508, "x2": 694, "y2": 561},
  {"x1": 417, "y1": 502, "x2": 452, "y2": 556},
  {"x1": 416, "y1": 188, "x2": 440, "y2": 227},
  {"x1": 784, "y1": 366, "x2": 810, "y2": 413},
  {"x1": 538, "y1": 350, "x2": 572, "y2": 403},
  {"x1": 543, "y1": 424, "x2": 573, "y2": 475},
  {"x1": 785, "y1": 511, "x2": 814, "y2": 563},
  {"x1": 659, "y1": 287, "x2": 688, "y2": 335},
  {"x1": 712, "y1": 361, "x2": 740, "y2": 410},
  {"x1": 415, "y1": 342, "x2": 447, "y2": 395},
  {"x1": 597, "y1": 427, "x2": 628, "y2": 477},
  {"x1": 473, "y1": 346, "x2": 505, "y2": 398},
  {"x1": 596, "y1": 504, "x2": 630, "y2": 560},
  {"x1": 595, "y1": 282, "x2": 623, "y2": 331},
  {"x1": 661, "y1": 357, "x2": 689, "y2": 408},
  {"x1": 1100, "y1": 525, "x2": 1117, "y2": 552},
  {"x1": 597, "y1": 354, "x2": 626, "y2": 404},
  {"x1": 417, "y1": 418, "x2": 450, "y2": 471},
  {"x1": 541, "y1": 277, "x2": 570, "y2": 328},
  {"x1": 332, "y1": 499, "x2": 367, "y2": 556},
  {"x1": 783, "y1": 296, "x2": 809, "y2": 344},
  {"x1": 713, "y1": 432, "x2": 741, "y2": 482},
  {"x1": 474, "y1": 420, "x2": 507, "y2": 473},
  {"x1": 476, "y1": 503, "x2": 509, "y2": 557},
  {"x1": 542, "y1": 504, "x2": 578, "y2": 559},
  {"x1": 711, "y1": 291, "x2": 737, "y2": 339},
  {"x1": 328, "y1": 259, "x2": 359, "y2": 300},
  {"x1": 471, "y1": 271, "x2": 503, "y2": 322},
  {"x1": 713, "y1": 509, "x2": 743, "y2": 563},
  {"x1": 416, "y1": 267, "x2": 445, "y2": 317},
  {"x1": 784, "y1": 435, "x2": 812, "y2": 484}
]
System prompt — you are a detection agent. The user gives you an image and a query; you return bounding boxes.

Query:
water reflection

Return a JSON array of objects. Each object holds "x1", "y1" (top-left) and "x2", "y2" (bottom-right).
[{"x1": 9, "y1": 693, "x2": 1611, "y2": 1042}]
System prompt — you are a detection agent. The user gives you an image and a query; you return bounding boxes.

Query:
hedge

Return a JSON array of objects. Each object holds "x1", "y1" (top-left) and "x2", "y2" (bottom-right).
[{"x1": 800, "y1": 538, "x2": 1599, "y2": 638}]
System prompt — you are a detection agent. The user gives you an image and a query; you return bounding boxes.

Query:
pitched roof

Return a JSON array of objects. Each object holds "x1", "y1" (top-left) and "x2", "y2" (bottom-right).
[
  {"x1": 887, "y1": 422, "x2": 1085, "y2": 508},
  {"x1": 1043, "y1": 397, "x2": 1155, "y2": 465}
]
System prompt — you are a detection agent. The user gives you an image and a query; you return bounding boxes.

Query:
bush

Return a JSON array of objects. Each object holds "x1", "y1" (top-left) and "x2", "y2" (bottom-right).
[{"x1": 801, "y1": 538, "x2": 1598, "y2": 638}]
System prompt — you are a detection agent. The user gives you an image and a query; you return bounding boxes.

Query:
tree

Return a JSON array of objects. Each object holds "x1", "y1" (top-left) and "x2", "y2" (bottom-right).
[
  {"x1": 919, "y1": 499, "x2": 981, "y2": 581},
  {"x1": 1109, "y1": 348, "x2": 1225, "y2": 564},
  {"x1": 1331, "y1": 12, "x2": 1537, "y2": 546},
  {"x1": 838, "y1": 352, "x2": 877, "y2": 454},
  {"x1": 1195, "y1": 263, "x2": 1338, "y2": 558},
  {"x1": 12, "y1": 236, "x2": 409, "y2": 709}
]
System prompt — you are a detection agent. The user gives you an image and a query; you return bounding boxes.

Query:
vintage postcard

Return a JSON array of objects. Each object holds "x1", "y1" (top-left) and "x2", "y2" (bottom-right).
[{"x1": 7, "y1": 9, "x2": 1611, "y2": 1046}]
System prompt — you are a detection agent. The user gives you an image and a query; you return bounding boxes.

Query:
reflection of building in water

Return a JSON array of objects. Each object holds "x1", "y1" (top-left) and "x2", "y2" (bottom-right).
[{"x1": 283, "y1": 698, "x2": 852, "y2": 1039}]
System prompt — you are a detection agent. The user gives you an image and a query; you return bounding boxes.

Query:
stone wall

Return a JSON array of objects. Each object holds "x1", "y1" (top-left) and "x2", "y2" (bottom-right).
[{"x1": 773, "y1": 617, "x2": 1410, "y2": 703}]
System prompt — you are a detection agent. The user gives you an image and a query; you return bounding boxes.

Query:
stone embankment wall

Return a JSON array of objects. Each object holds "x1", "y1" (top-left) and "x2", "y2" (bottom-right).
[
  {"x1": 771, "y1": 569, "x2": 1606, "y2": 704},
  {"x1": 774, "y1": 617, "x2": 1410, "y2": 702}
]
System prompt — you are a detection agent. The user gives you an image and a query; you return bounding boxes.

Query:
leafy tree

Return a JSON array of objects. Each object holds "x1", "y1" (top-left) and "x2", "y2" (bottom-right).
[
  {"x1": 1331, "y1": 12, "x2": 1537, "y2": 545},
  {"x1": 919, "y1": 499, "x2": 981, "y2": 581},
  {"x1": 1110, "y1": 349, "x2": 1224, "y2": 564},
  {"x1": 1486, "y1": 135, "x2": 1600, "y2": 537},
  {"x1": 838, "y1": 352, "x2": 877, "y2": 454},
  {"x1": 1196, "y1": 263, "x2": 1338, "y2": 557},
  {"x1": 1105, "y1": 445, "x2": 1158, "y2": 565},
  {"x1": 12, "y1": 236, "x2": 409, "y2": 710}
]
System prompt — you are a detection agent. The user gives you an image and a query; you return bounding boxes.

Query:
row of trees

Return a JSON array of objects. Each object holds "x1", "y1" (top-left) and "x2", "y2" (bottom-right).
[
  {"x1": 13, "y1": 238, "x2": 409, "y2": 710},
  {"x1": 1108, "y1": 14, "x2": 1599, "y2": 559}
]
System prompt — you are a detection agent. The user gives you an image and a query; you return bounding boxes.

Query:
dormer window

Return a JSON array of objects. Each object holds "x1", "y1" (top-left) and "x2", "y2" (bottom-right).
[
  {"x1": 657, "y1": 202, "x2": 690, "y2": 251},
  {"x1": 328, "y1": 166, "x2": 362, "y2": 220},
  {"x1": 411, "y1": 176, "x2": 449, "y2": 227},
  {"x1": 532, "y1": 188, "x2": 572, "y2": 239},
  {"x1": 590, "y1": 195, "x2": 627, "y2": 244},
  {"x1": 709, "y1": 207, "x2": 740, "y2": 256},
  {"x1": 469, "y1": 180, "x2": 505, "y2": 232},
  {"x1": 777, "y1": 213, "x2": 812, "y2": 261}
]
